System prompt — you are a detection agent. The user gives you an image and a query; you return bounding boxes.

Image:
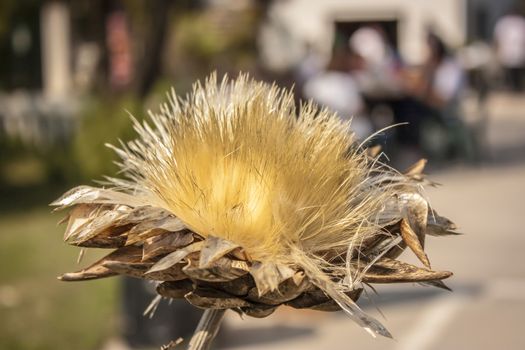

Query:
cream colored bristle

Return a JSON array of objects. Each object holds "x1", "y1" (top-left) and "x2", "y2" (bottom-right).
[{"x1": 112, "y1": 73, "x2": 400, "y2": 269}]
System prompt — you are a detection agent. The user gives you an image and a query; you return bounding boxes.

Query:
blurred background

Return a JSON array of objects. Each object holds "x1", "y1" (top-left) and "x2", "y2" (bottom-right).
[{"x1": 1, "y1": 0, "x2": 524, "y2": 349}]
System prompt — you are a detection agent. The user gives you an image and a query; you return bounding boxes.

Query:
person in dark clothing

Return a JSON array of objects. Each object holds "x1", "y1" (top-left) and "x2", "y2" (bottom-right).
[{"x1": 394, "y1": 32, "x2": 465, "y2": 156}]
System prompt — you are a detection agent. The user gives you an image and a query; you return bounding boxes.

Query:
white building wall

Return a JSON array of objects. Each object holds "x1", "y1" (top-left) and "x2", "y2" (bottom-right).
[{"x1": 259, "y1": 0, "x2": 467, "y2": 70}]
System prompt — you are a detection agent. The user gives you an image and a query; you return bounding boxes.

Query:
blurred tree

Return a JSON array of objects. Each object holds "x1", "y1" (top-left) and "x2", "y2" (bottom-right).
[
  {"x1": 0, "y1": 0, "x2": 42, "y2": 90},
  {"x1": 135, "y1": 0, "x2": 172, "y2": 97},
  {"x1": 163, "y1": 0, "x2": 267, "y2": 90}
]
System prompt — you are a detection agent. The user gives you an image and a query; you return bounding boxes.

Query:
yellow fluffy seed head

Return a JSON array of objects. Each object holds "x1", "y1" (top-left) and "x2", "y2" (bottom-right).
[{"x1": 114, "y1": 74, "x2": 394, "y2": 264}]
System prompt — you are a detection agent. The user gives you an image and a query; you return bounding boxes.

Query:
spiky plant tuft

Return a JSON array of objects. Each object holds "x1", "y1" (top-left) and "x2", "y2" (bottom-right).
[{"x1": 52, "y1": 74, "x2": 458, "y2": 344}]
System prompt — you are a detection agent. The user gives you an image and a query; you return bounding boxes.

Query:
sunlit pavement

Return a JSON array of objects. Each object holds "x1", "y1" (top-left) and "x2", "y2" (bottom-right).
[{"x1": 218, "y1": 93, "x2": 525, "y2": 350}]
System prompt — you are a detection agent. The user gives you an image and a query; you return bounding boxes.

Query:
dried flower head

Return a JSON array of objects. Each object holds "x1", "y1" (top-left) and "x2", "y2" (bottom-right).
[{"x1": 52, "y1": 74, "x2": 458, "y2": 340}]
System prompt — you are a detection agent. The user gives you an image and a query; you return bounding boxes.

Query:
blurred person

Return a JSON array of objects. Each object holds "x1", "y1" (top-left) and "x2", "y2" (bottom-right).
[
  {"x1": 416, "y1": 32, "x2": 464, "y2": 111},
  {"x1": 457, "y1": 41, "x2": 494, "y2": 101},
  {"x1": 347, "y1": 25, "x2": 405, "y2": 141},
  {"x1": 302, "y1": 48, "x2": 372, "y2": 139},
  {"x1": 349, "y1": 25, "x2": 401, "y2": 72},
  {"x1": 349, "y1": 25, "x2": 388, "y2": 67},
  {"x1": 494, "y1": 9, "x2": 525, "y2": 91},
  {"x1": 294, "y1": 42, "x2": 324, "y2": 90},
  {"x1": 349, "y1": 25, "x2": 403, "y2": 96},
  {"x1": 394, "y1": 32, "x2": 466, "y2": 158}
]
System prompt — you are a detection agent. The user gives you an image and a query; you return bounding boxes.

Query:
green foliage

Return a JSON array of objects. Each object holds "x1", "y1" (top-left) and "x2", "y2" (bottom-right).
[
  {"x1": 1, "y1": 93, "x2": 159, "y2": 187},
  {"x1": 167, "y1": 8, "x2": 259, "y2": 78},
  {"x1": 0, "y1": 132, "x2": 56, "y2": 188},
  {"x1": 69, "y1": 95, "x2": 142, "y2": 182}
]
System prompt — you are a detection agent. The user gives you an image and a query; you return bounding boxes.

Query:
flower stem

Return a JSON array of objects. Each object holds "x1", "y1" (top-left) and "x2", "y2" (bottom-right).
[{"x1": 187, "y1": 309, "x2": 226, "y2": 350}]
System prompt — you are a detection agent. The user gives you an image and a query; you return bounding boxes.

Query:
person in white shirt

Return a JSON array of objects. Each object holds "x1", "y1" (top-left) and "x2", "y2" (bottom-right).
[
  {"x1": 421, "y1": 33, "x2": 465, "y2": 111},
  {"x1": 393, "y1": 32, "x2": 465, "y2": 152},
  {"x1": 494, "y1": 10, "x2": 525, "y2": 91},
  {"x1": 302, "y1": 48, "x2": 372, "y2": 140}
]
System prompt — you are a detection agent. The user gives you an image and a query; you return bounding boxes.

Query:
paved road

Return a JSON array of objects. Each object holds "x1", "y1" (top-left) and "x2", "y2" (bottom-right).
[{"x1": 218, "y1": 93, "x2": 525, "y2": 350}]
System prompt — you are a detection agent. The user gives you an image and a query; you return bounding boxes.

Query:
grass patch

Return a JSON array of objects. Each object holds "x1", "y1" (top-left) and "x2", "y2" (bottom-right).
[
  {"x1": 0, "y1": 206, "x2": 118, "y2": 350},
  {"x1": 1, "y1": 157, "x2": 47, "y2": 187}
]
